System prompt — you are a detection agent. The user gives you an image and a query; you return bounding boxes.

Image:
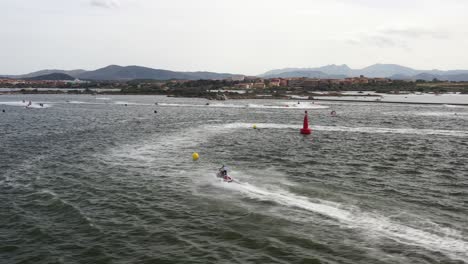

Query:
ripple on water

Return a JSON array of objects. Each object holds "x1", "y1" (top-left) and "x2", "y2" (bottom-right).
[{"x1": 1, "y1": 96, "x2": 467, "y2": 263}]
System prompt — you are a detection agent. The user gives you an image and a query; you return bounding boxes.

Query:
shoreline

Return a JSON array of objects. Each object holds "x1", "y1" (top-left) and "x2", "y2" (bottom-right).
[
  {"x1": 309, "y1": 98, "x2": 468, "y2": 106},
  {"x1": 2, "y1": 91, "x2": 467, "y2": 106}
]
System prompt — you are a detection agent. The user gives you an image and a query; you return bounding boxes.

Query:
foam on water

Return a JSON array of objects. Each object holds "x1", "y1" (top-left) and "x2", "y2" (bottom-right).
[
  {"x1": 220, "y1": 122, "x2": 468, "y2": 137},
  {"x1": 158, "y1": 103, "x2": 209, "y2": 108},
  {"x1": 68, "y1": 101, "x2": 105, "y2": 105},
  {"x1": 158, "y1": 102, "x2": 250, "y2": 108},
  {"x1": 103, "y1": 122, "x2": 235, "y2": 165},
  {"x1": 102, "y1": 121, "x2": 468, "y2": 262},
  {"x1": 279, "y1": 101, "x2": 330, "y2": 109},
  {"x1": 383, "y1": 110, "x2": 468, "y2": 120},
  {"x1": 444, "y1": 104, "x2": 468, "y2": 108},
  {"x1": 414, "y1": 112, "x2": 468, "y2": 118},
  {"x1": 4, "y1": 96, "x2": 467, "y2": 263},
  {"x1": 218, "y1": 181, "x2": 352, "y2": 220},
  {"x1": 114, "y1": 101, "x2": 152, "y2": 106},
  {"x1": 157, "y1": 102, "x2": 329, "y2": 110},
  {"x1": 314, "y1": 125, "x2": 468, "y2": 137},
  {"x1": 106, "y1": 122, "x2": 468, "y2": 166},
  {"x1": 0, "y1": 99, "x2": 328, "y2": 110},
  {"x1": 0, "y1": 101, "x2": 51, "y2": 108},
  {"x1": 213, "y1": 179, "x2": 468, "y2": 261}
]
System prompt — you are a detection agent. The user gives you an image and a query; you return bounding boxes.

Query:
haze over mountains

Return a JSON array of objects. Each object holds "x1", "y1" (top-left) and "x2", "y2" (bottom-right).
[
  {"x1": 3, "y1": 64, "x2": 468, "y2": 81},
  {"x1": 261, "y1": 64, "x2": 468, "y2": 81}
]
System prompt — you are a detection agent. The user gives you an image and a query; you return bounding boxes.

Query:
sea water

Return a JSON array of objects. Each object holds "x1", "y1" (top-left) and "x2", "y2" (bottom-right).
[{"x1": 1, "y1": 94, "x2": 467, "y2": 263}]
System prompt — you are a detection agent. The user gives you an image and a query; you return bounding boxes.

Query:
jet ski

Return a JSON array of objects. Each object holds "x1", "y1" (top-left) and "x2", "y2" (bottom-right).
[{"x1": 216, "y1": 171, "x2": 233, "y2": 183}]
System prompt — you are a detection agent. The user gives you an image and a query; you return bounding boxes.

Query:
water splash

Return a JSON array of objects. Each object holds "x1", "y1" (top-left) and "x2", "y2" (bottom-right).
[{"x1": 213, "y1": 179, "x2": 468, "y2": 262}]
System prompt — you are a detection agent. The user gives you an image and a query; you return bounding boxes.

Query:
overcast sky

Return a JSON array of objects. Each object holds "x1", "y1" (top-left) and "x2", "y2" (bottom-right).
[{"x1": 1, "y1": 0, "x2": 467, "y2": 75}]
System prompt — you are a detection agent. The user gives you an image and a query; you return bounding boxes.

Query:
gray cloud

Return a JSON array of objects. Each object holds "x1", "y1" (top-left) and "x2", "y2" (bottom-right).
[
  {"x1": 382, "y1": 28, "x2": 449, "y2": 39},
  {"x1": 1, "y1": 0, "x2": 467, "y2": 75},
  {"x1": 90, "y1": 0, "x2": 120, "y2": 8},
  {"x1": 346, "y1": 35, "x2": 408, "y2": 49},
  {"x1": 345, "y1": 27, "x2": 449, "y2": 50},
  {"x1": 364, "y1": 35, "x2": 399, "y2": 48}
]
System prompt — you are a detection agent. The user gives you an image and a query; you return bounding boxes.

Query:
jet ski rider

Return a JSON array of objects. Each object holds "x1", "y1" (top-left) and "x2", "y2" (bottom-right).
[{"x1": 219, "y1": 165, "x2": 228, "y2": 177}]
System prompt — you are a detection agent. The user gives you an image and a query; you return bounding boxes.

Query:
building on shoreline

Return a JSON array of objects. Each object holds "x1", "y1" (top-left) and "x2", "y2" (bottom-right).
[
  {"x1": 253, "y1": 82, "x2": 266, "y2": 89},
  {"x1": 0, "y1": 78, "x2": 88, "y2": 86},
  {"x1": 283, "y1": 75, "x2": 390, "y2": 89}
]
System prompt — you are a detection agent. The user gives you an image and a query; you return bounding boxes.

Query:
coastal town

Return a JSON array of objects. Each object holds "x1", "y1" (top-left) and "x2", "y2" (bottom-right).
[
  {"x1": 227, "y1": 75, "x2": 391, "y2": 89},
  {"x1": 0, "y1": 77, "x2": 88, "y2": 88},
  {"x1": 1, "y1": 74, "x2": 467, "y2": 97},
  {"x1": 0, "y1": 75, "x2": 392, "y2": 88}
]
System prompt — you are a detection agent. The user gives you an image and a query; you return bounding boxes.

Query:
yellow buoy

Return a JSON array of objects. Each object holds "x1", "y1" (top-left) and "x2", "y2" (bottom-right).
[
  {"x1": 253, "y1": 124, "x2": 257, "y2": 129},
  {"x1": 192, "y1": 152, "x2": 199, "y2": 161}
]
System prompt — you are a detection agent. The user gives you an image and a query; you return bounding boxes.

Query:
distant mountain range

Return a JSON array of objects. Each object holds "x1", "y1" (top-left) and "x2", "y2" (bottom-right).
[
  {"x1": 261, "y1": 64, "x2": 468, "y2": 81},
  {"x1": 3, "y1": 63, "x2": 468, "y2": 81},
  {"x1": 25, "y1": 73, "x2": 75, "y2": 81},
  {"x1": 1, "y1": 65, "x2": 243, "y2": 81},
  {"x1": 14, "y1": 69, "x2": 87, "y2": 79}
]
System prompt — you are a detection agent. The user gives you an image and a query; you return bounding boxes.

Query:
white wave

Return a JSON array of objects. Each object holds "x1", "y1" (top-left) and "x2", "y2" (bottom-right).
[
  {"x1": 68, "y1": 101, "x2": 88, "y2": 104},
  {"x1": 68, "y1": 101, "x2": 105, "y2": 105},
  {"x1": 105, "y1": 122, "x2": 467, "y2": 169},
  {"x1": 248, "y1": 103, "x2": 329, "y2": 110},
  {"x1": 314, "y1": 125, "x2": 468, "y2": 137},
  {"x1": 95, "y1": 97, "x2": 111, "y2": 100},
  {"x1": 222, "y1": 123, "x2": 298, "y2": 130},
  {"x1": 444, "y1": 104, "x2": 468, "y2": 108},
  {"x1": 214, "y1": 180, "x2": 468, "y2": 261},
  {"x1": 0, "y1": 101, "x2": 51, "y2": 108},
  {"x1": 279, "y1": 101, "x2": 330, "y2": 109},
  {"x1": 38, "y1": 189, "x2": 58, "y2": 198},
  {"x1": 219, "y1": 123, "x2": 468, "y2": 137},
  {"x1": 114, "y1": 101, "x2": 152, "y2": 106},
  {"x1": 158, "y1": 103, "x2": 211, "y2": 107},
  {"x1": 415, "y1": 112, "x2": 468, "y2": 118},
  {"x1": 104, "y1": 123, "x2": 231, "y2": 164},
  {"x1": 157, "y1": 102, "x2": 329, "y2": 110},
  {"x1": 211, "y1": 103, "x2": 251, "y2": 108}
]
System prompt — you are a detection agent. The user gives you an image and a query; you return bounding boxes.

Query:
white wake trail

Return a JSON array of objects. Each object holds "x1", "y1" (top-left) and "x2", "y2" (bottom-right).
[
  {"x1": 223, "y1": 123, "x2": 468, "y2": 137},
  {"x1": 0, "y1": 101, "x2": 51, "y2": 108},
  {"x1": 102, "y1": 121, "x2": 468, "y2": 261},
  {"x1": 214, "y1": 180, "x2": 468, "y2": 262}
]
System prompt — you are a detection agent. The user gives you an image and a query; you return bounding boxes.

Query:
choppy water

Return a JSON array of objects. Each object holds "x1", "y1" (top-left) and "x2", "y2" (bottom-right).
[{"x1": 1, "y1": 95, "x2": 467, "y2": 264}]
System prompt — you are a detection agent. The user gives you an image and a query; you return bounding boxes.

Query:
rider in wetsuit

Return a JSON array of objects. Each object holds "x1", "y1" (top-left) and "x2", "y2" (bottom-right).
[
  {"x1": 218, "y1": 165, "x2": 233, "y2": 182},
  {"x1": 219, "y1": 165, "x2": 228, "y2": 177}
]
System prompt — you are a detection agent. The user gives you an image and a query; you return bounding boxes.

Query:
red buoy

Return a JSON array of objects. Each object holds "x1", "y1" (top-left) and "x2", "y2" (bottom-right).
[{"x1": 300, "y1": 111, "x2": 312, "y2": 135}]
